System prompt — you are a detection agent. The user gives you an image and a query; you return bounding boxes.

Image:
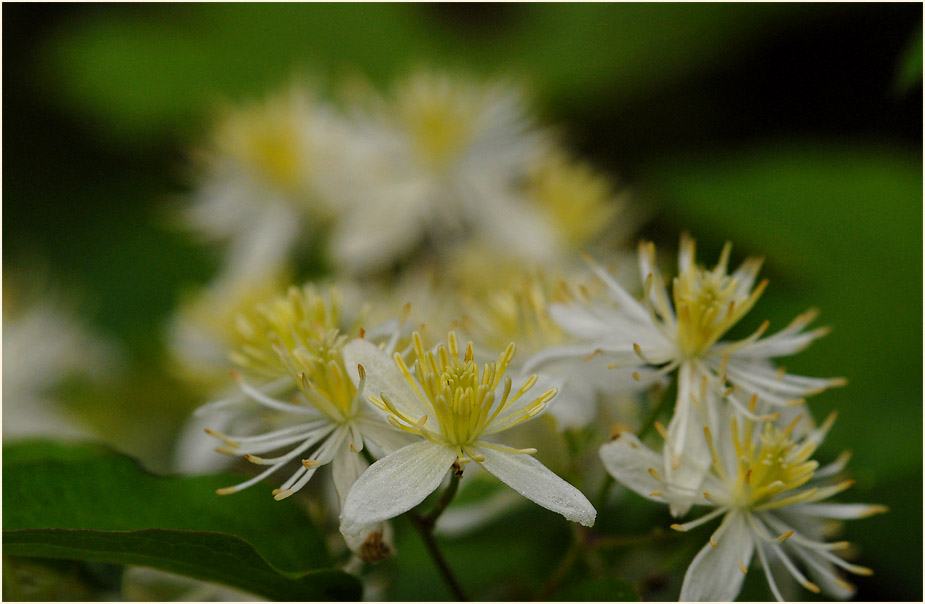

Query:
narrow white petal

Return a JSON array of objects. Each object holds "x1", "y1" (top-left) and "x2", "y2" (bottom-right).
[
  {"x1": 340, "y1": 441, "x2": 456, "y2": 544},
  {"x1": 331, "y1": 443, "x2": 368, "y2": 509},
  {"x1": 790, "y1": 502, "x2": 887, "y2": 520},
  {"x1": 665, "y1": 363, "x2": 712, "y2": 516},
  {"x1": 599, "y1": 433, "x2": 666, "y2": 502},
  {"x1": 547, "y1": 303, "x2": 619, "y2": 340},
  {"x1": 470, "y1": 445, "x2": 596, "y2": 526},
  {"x1": 342, "y1": 337, "x2": 427, "y2": 419},
  {"x1": 680, "y1": 512, "x2": 754, "y2": 602}
]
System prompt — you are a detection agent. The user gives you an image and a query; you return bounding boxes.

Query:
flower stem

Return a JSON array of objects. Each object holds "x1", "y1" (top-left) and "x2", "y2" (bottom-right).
[
  {"x1": 637, "y1": 385, "x2": 672, "y2": 440},
  {"x1": 409, "y1": 466, "x2": 468, "y2": 601},
  {"x1": 537, "y1": 524, "x2": 586, "y2": 599}
]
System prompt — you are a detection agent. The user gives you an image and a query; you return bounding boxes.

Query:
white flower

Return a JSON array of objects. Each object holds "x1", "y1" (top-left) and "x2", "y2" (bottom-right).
[
  {"x1": 600, "y1": 411, "x2": 886, "y2": 601},
  {"x1": 182, "y1": 84, "x2": 355, "y2": 280},
  {"x1": 330, "y1": 71, "x2": 560, "y2": 273},
  {"x1": 338, "y1": 332, "x2": 596, "y2": 548},
  {"x1": 3, "y1": 274, "x2": 119, "y2": 439},
  {"x1": 535, "y1": 234, "x2": 844, "y2": 514},
  {"x1": 192, "y1": 285, "x2": 414, "y2": 561}
]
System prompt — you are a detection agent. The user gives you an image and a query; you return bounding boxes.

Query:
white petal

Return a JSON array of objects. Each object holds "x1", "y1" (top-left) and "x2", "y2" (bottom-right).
[
  {"x1": 470, "y1": 445, "x2": 596, "y2": 526},
  {"x1": 340, "y1": 440, "x2": 456, "y2": 545},
  {"x1": 680, "y1": 512, "x2": 754, "y2": 602},
  {"x1": 790, "y1": 502, "x2": 887, "y2": 520},
  {"x1": 599, "y1": 433, "x2": 666, "y2": 502},
  {"x1": 356, "y1": 415, "x2": 418, "y2": 456},
  {"x1": 342, "y1": 337, "x2": 427, "y2": 419},
  {"x1": 329, "y1": 181, "x2": 429, "y2": 273},
  {"x1": 547, "y1": 303, "x2": 619, "y2": 340},
  {"x1": 331, "y1": 443, "x2": 368, "y2": 510},
  {"x1": 664, "y1": 363, "x2": 712, "y2": 516}
]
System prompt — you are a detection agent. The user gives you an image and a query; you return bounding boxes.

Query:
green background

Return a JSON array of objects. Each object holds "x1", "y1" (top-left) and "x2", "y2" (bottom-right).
[{"x1": 3, "y1": 4, "x2": 921, "y2": 601}]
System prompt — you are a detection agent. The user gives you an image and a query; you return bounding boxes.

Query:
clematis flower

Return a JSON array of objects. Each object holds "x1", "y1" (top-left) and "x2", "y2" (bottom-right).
[
  {"x1": 533, "y1": 234, "x2": 845, "y2": 514},
  {"x1": 338, "y1": 332, "x2": 596, "y2": 548},
  {"x1": 600, "y1": 410, "x2": 886, "y2": 601},
  {"x1": 330, "y1": 71, "x2": 561, "y2": 273},
  {"x1": 194, "y1": 284, "x2": 414, "y2": 560}
]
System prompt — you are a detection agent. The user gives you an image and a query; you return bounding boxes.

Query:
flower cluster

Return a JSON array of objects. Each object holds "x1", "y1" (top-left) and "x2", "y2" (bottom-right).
[{"x1": 176, "y1": 70, "x2": 884, "y2": 601}]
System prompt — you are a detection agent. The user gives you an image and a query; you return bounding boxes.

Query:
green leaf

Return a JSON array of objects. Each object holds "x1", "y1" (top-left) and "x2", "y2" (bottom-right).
[
  {"x1": 549, "y1": 576, "x2": 640, "y2": 601},
  {"x1": 3, "y1": 440, "x2": 361, "y2": 601}
]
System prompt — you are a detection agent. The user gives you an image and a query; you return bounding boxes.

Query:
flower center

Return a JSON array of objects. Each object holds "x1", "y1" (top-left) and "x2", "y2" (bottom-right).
[
  {"x1": 462, "y1": 271, "x2": 570, "y2": 357},
  {"x1": 217, "y1": 96, "x2": 308, "y2": 191},
  {"x1": 724, "y1": 417, "x2": 818, "y2": 510},
  {"x1": 417, "y1": 333, "x2": 508, "y2": 447},
  {"x1": 230, "y1": 284, "x2": 347, "y2": 378},
  {"x1": 373, "y1": 332, "x2": 554, "y2": 460},
  {"x1": 673, "y1": 243, "x2": 764, "y2": 358},
  {"x1": 283, "y1": 329, "x2": 358, "y2": 423},
  {"x1": 397, "y1": 75, "x2": 479, "y2": 170}
]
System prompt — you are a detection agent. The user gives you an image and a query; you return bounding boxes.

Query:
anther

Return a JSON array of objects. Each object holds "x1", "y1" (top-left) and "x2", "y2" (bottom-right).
[
  {"x1": 274, "y1": 489, "x2": 294, "y2": 501},
  {"x1": 301, "y1": 459, "x2": 321, "y2": 468},
  {"x1": 584, "y1": 349, "x2": 602, "y2": 362}
]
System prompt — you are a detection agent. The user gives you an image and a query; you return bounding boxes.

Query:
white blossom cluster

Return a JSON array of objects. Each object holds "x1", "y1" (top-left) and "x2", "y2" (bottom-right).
[{"x1": 173, "y1": 71, "x2": 883, "y2": 602}]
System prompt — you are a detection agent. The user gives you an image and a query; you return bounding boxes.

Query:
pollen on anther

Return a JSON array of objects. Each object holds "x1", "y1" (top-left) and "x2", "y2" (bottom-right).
[
  {"x1": 274, "y1": 489, "x2": 294, "y2": 501},
  {"x1": 778, "y1": 530, "x2": 794, "y2": 542},
  {"x1": 737, "y1": 562, "x2": 748, "y2": 574},
  {"x1": 302, "y1": 459, "x2": 321, "y2": 468}
]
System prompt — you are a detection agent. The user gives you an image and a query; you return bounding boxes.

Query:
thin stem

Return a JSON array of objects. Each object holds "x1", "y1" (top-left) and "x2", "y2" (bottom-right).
[
  {"x1": 537, "y1": 524, "x2": 586, "y2": 600},
  {"x1": 637, "y1": 385, "x2": 672, "y2": 440},
  {"x1": 409, "y1": 466, "x2": 468, "y2": 601},
  {"x1": 594, "y1": 474, "x2": 615, "y2": 510},
  {"x1": 424, "y1": 467, "x2": 461, "y2": 526}
]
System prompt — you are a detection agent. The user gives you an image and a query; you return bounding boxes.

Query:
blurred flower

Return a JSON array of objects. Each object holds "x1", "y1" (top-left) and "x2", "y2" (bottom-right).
[
  {"x1": 338, "y1": 332, "x2": 596, "y2": 549},
  {"x1": 600, "y1": 411, "x2": 886, "y2": 601},
  {"x1": 182, "y1": 83, "x2": 354, "y2": 280},
  {"x1": 330, "y1": 71, "x2": 560, "y2": 273},
  {"x1": 167, "y1": 267, "x2": 292, "y2": 394},
  {"x1": 2, "y1": 272, "x2": 119, "y2": 439},
  {"x1": 536, "y1": 234, "x2": 844, "y2": 514},
  {"x1": 522, "y1": 150, "x2": 625, "y2": 251}
]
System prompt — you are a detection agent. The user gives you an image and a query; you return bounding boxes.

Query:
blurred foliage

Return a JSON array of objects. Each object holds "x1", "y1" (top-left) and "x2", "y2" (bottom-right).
[
  {"x1": 3, "y1": 3, "x2": 921, "y2": 601},
  {"x1": 894, "y1": 25, "x2": 923, "y2": 95},
  {"x1": 3, "y1": 440, "x2": 361, "y2": 600}
]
